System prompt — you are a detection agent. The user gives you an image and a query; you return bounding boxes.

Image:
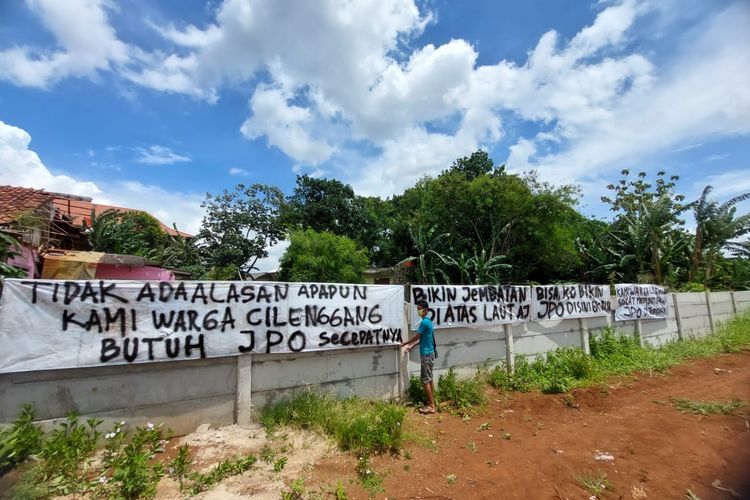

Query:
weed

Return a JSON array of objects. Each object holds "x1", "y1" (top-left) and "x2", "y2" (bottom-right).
[
  {"x1": 408, "y1": 375, "x2": 429, "y2": 405},
  {"x1": 168, "y1": 444, "x2": 192, "y2": 490},
  {"x1": 466, "y1": 441, "x2": 477, "y2": 453},
  {"x1": 501, "y1": 432, "x2": 511, "y2": 440},
  {"x1": 670, "y1": 398, "x2": 746, "y2": 416},
  {"x1": 356, "y1": 454, "x2": 384, "y2": 497},
  {"x1": 281, "y1": 478, "x2": 306, "y2": 500},
  {"x1": 403, "y1": 450, "x2": 412, "y2": 460},
  {"x1": 0, "y1": 404, "x2": 43, "y2": 471},
  {"x1": 575, "y1": 470, "x2": 612, "y2": 496},
  {"x1": 437, "y1": 368, "x2": 486, "y2": 411},
  {"x1": 96, "y1": 421, "x2": 168, "y2": 499},
  {"x1": 260, "y1": 392, "x2": 406, "y2": 455},
  {"x1": 15, "y1": 412, "x2": 102, "y2": 498},
  {"x1": 562, "y1": 394, "x2": 579, "y2": 408},
  {"x1": 332, "y1": 480, "x2": 348, "y2": 499},
  {"x1": 477, "y1": 422, "x2": 490, "y2": 431},
  {"x1": 447, "y1": 473, "x2": 457, "y2": 485},
  {"x1": 185, "y1": 453, "x2": 257, "y2": 495},
  {"x1": 273, "y1": 456, "x2": 288, "y2": 472},
  {"x1": 260, "y1": 443, "x2": 276, "y2": 463},
  {"x1": 685, "y1": 489, "x2": 701, "y2": 500}
]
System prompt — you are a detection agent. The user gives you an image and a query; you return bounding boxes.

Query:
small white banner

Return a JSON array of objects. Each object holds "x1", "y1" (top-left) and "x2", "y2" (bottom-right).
[
  {"x1": 532, "y1": 284, "x2": 612, "y2": 321},
  {"x1": 614, "y1": 284, "x2": 669, "y2": 321},
  {"x1": 410, "y1": 285, "x2": 531, "y2": 329},
  {"x1": 0, "y1": 279, "x2": 404, "y2": 373}
]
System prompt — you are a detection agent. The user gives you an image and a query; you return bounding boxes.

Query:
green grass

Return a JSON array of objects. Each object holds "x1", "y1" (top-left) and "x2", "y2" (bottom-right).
[
  {"x1": 259, "y1": 392, "x2": 406, "y2": 455},
  {"x1": 408, "y1": 368, "x2": 486, "y2": 412},
  {"x1": 575, "y1": 470, "x2": 613, "y2": 496},
  {"x1": 489, "y1": 312, "x2": 750, "y2": 395},
  {"x1": 670, "y1": 398, "x2": 746, "y2": 416}
]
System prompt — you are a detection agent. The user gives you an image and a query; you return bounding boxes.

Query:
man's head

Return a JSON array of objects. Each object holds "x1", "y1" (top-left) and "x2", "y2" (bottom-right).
[{"x1": 416, "y1": 300, "x2": 429, "y2": 317}]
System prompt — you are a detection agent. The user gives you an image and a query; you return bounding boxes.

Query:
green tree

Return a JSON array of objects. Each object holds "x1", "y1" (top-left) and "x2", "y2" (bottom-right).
[
  {"x1": 442, "y1": 150, "x2": 501, "y2": 180},
  {"x1": 278, "y1": 229, "x2": 369, "y2": 283},
  {"x1": 199, "y1": 184, "x2": 285, "y2": 276},
  {"x1": 600, "y1": 170, "x2": 689, "y2": 285},
  {"x1": 0, "y1": 231, "x2": 26, "y2": 278},
  {"x1": 689, "y1": 185, "x2": 750, "y2": 283},
  {"x1": 158, "y1": 225, "x2": 205, "y2": 278},
  {"x1": 86, "y1": 209, "x2": 167, "y2": 257},
  {"x1": 284, "y1": 175, "x2": 363, "y2": 238}
]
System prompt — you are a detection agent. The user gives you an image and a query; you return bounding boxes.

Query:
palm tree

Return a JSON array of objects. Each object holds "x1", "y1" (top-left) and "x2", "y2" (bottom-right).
[{"x1": 689, "y1": 186, "x2": 750, "y2": 282}]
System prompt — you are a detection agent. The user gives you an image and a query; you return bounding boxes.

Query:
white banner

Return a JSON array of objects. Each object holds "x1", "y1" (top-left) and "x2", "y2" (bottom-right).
[
  {"x1": 0, "y1": 280, "x2": 404, "y2": 373},
  {"x1": 614, "y1": 284, "x2": 668, "y2": 321},
  {"x1": 532, "y1": 284, "x2": 612, "y2": 321},
  {"x1": 410, "y1": 285, "x2": 531, "y2": 329}
]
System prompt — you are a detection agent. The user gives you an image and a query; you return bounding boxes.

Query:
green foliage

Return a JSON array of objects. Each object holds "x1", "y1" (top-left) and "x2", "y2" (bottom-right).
[
  {"x1": 355, "y1": 454, "x2": 385, "y2": 497},
  {"x1": 0, "y1": 404, "x2": 42, "y2": 470},
  {"x1": 95, "y1": 422, "x2": 167, "y2": 499},
  {"x1": 670, "y1": 398, "x2": 745, "y2": 416},
  {"x1": 278, "y1": 228, "x2": 369, "y2": 283},
  {"x1": 86, "y1": 209, "x2": 168, "y2": 257},
  {"x1": 184, "y1": 453, "x2": 258, "y2": 495},
  {"x1": 259, "y1": 392, "x2": 406, "y2": 455},
  {"x1": 168, "y1": 444, "x2": 192, "y2": 491},
  {"x1": 575, "y1": 470, "x2": 613, "y2": 496},
  {"x1": 0, "y1": 231, "x2": 26, "y2": 277},
  {"x1": 14, "y1": 412, "x2": 102, "y2": 498},
  {"x1": 199, "y1": 183, "x2": 285, "y2": 274},
  {"x1": 407, "y1": 375, "x2": 429, "y2": 405},
  {"x1": 436, "y1": 368, "x2": 486, "y2": 411}
]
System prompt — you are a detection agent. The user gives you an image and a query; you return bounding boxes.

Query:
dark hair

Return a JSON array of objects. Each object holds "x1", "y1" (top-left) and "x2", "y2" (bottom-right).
[{"x1": 416, "y1": 300, "x2": 429, "y2": 309}]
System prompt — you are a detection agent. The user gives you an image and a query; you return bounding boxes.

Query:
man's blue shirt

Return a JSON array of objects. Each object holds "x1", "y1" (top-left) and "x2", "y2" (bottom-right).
[{"x1": 418, "y1": 316, "x2": 435, "y2": 356}]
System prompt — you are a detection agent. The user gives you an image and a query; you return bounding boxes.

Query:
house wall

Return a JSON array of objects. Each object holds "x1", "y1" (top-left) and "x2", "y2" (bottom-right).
[
  {"x1": 6, "y1": 244, "x2": 37, "y2": 278},
  {"x1": 1, "y1": 290, "x2": 748, "y2": 435},
  {"x1": 95, "y1": 264, "x2": 175, "y2": 280}
]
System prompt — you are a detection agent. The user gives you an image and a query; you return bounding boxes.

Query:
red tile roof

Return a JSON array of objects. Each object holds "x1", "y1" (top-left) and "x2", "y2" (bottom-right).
[
  {"x1": 53, "y1": 196, "x2": 192, "y2": 237},
  {"x1": 0, "y1": 185, "x2": 54, "y2": 225}
]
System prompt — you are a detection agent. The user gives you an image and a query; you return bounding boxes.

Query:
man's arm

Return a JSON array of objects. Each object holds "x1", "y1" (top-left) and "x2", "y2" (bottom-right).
[{"x1": 401, "y1": 332, "x2": 420, "y2": 352}]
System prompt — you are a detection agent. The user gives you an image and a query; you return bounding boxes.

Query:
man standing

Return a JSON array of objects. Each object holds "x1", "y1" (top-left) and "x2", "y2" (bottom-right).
[{"x1": 402, "y1": 300, "x2": 436, "y2": 414}]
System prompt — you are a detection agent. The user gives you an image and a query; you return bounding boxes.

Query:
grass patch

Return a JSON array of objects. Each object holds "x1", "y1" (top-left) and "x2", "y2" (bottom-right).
[
  {"x1": 260, "y1": 392, "x2": 406, "y2": 455},
  {"x1": 489, "y1": 312, "x2": 750, "y2": 395},
  {"x1": 670, "y1": 398, "x2": 746, "y2": 416},
  {"x1": 575, "y1": 470, "x2": 613, "y2": 496}
]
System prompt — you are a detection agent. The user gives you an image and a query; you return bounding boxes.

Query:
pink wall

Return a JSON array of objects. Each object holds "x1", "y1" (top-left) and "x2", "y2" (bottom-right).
[
  {"x1": 95, "y1": 264, "x2": 175, "y2": 281},
  {"x1": 7, "y1": 244, "x2": 37, "y2": 278}
]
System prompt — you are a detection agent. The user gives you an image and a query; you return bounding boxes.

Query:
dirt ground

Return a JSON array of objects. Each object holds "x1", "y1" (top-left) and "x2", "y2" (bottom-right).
[
  {"x1": 308, "y1": 350, "x2": 750, "y2": 500},
  {"x1": 2, "y1": 351, "x2": 748, "y2": 499}
]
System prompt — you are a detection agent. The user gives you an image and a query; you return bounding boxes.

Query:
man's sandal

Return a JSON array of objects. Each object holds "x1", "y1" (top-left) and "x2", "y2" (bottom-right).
[{"x1": 418, "y1": 406, "x2": 436, "y2": 414}]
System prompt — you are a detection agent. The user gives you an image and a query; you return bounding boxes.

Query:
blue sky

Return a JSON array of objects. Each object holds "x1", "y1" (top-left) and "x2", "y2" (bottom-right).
[{"x1": 1, "y1": 0, "x2": 748, "y2": 269}]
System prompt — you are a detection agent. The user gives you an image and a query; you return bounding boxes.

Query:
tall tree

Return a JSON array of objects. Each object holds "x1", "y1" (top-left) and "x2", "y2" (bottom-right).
[
  {"x1": 689, "y1": 185, "x2": 750, "y2": 282},
  {"x1": 278, "y1": 229, "x2": 369, "y2": 283},
  {"x1": 86, "y1": 209, "x2": 167, "y2": 257},
  {"x1": 199, "y1": 184, "x2": 285, "y2": 276},
  {"x1": 284, "y1": 175, "x2": 363, "y2": 238}
]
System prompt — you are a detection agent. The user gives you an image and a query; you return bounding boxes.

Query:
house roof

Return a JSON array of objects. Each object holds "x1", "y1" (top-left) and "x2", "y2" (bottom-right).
[
  {"x1": 53, "y1": 194, "x2": 192, "y2": 237},
  {"x1": 0, "y1": 185, "x2": 54, "y2": 225}
]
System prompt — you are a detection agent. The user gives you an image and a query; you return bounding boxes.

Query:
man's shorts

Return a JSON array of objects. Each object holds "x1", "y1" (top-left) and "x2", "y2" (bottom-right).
[{"x1": 420, "y1": 353, "x2": 436, "y2": 384}]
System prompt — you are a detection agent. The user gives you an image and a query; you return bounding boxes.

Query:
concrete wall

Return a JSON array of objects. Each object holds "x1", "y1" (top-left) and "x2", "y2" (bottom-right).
[{"x1": 1, "y1": 290, "x2": 748, "y2": 435}]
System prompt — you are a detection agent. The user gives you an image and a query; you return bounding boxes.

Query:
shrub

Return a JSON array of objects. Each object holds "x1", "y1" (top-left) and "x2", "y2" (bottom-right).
[
  {"x1": 437, "y1": 368, "x2": 486, "y2": 411},
  {"x1": 0, "y1": 404, "x2": 43, "y2": 471}
]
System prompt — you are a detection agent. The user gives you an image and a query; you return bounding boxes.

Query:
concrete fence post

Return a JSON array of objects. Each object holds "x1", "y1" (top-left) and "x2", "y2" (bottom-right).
[
  {"x1": 398, "y1": 301, "x2": 410, "y2": 398},
  {"x1": 635, "y1": 319, "x2": 643, "y2": 346},
  {"x1": 730, "y1": 291, "x2": 738, "y2": 316},
  {"x1": 504, "y1": 324, "x2": 515, "y2": 374},
  {"x1": 236, "y1": 354, "x2": 253, "y2": 425},
  {"x1": 672, "y1": 293, "x2": 684, "y2": 341},
  {"x1": 705, "y1": 291, "x2": 715, "y2": 335},
  {"x1": 578, "y1": 318, "x2": 590, "y2": 355}
]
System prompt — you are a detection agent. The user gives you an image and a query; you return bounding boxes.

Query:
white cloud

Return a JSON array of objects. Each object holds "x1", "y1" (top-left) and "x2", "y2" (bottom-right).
[
  {"x1": 698, "y1": 169, "x2": 750, "y2": 199},
  {"x1": 240, "y1": 86, "x2": 335, "y2": 164},
  {"x1": 228, "y1": 167, "x2": 249, "y2": 176},
  {"x1": 0, "y1": 120, "x2": 203, "y2": 234},
  {"x1": 136, "y1": 145, "x2": 191, "y2": 165},
  {"x1": 0, "y1": 120, "x2": 101, "y2": 196},
  {"x1": 0, "y1": 0, "x2": 129, "y2": 87},
  {"x1": 504, "y1": 2, "x2": 750, "y2": 185}
]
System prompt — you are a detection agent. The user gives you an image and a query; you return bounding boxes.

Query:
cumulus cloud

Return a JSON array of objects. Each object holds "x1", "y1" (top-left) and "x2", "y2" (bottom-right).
[
  {"x1": 135, "y1": 145, "x2": 191, "y2": 165},
  {"x1": 0, "y1": 0, "x2": 129, "y2": 87},
  {"x1": 0, "y1": 120, "x2": 203, "y2": 234},
  {"x1": 3, "y1": 0, "x2": 749, "y2": 202},
  {"x1": 504, "y1": 2, "x2": 750, "y2": 185},
  {"x1": 228, "y1": 167, "x2": 249, "y2": 176}
]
